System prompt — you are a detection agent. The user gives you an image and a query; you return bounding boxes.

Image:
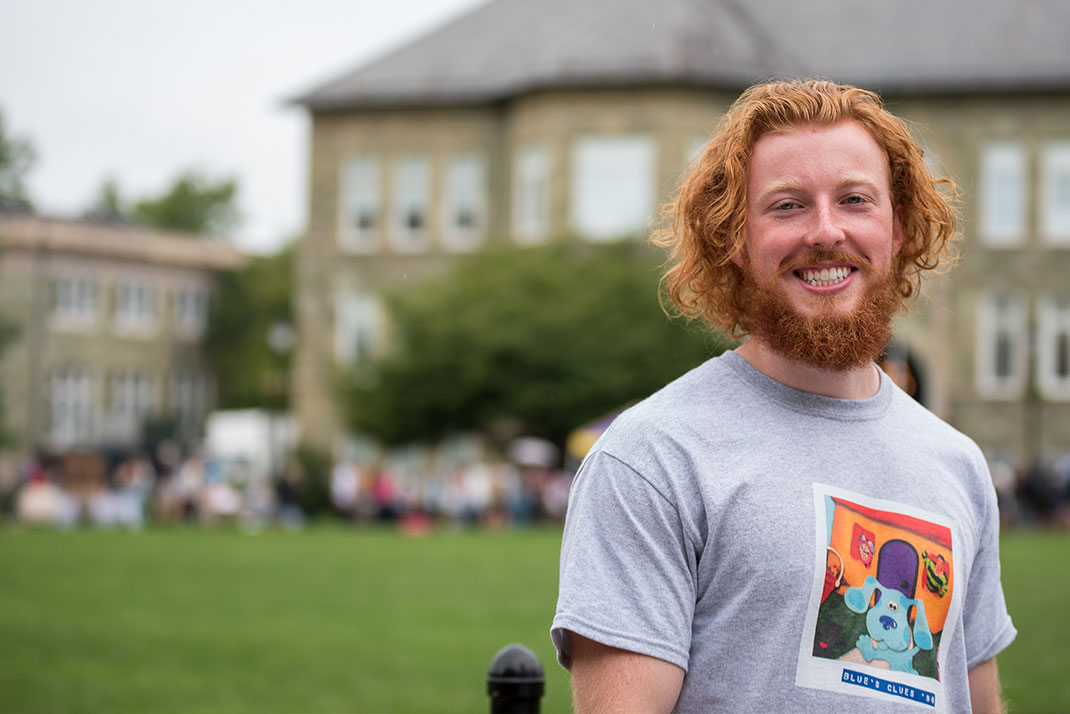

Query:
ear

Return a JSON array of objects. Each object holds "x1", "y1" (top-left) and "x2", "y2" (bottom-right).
[
  {"x1": 844, "y1": 576, "x2": 880, "y2": 613},
  {"x1": 892, "y1": 205, "x2": 905, "y2": 256},
  {"x1": 730, "y1": 241, "x2": 745, "y2": 268},
  {"x1": 910, "y1": 599, "x2": 933, "y2": 650}
]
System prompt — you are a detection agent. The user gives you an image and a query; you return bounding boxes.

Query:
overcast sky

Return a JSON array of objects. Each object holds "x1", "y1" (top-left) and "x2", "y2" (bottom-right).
[{"x1": 0, "y1": 0, "x2": 488, "y2": 253}]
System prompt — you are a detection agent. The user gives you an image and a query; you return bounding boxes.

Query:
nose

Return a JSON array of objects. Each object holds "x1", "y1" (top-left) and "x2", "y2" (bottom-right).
[
  {"x1": 806, "y1": 201, "x2": 846, "y2": 251},
  {"x1": 879, "y1": 615, "x2": 898, "y2": 631}
]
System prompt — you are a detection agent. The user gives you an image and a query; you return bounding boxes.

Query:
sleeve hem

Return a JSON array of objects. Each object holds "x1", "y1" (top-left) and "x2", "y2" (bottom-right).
[
  {"x1": 550, "y1": 615, "x2": 691, "y2": 673},
  {"x1": 966, "y1": 619, "x2": 1017, "y2": 670}
]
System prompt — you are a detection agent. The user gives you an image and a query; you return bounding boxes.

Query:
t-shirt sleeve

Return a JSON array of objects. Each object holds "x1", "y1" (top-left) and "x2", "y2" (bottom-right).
[
  {"x1": 551, "y1": 449, "x2": 697, "y2": 672},
  {"x1": 962, "y1": 462, "x2": 1017, "y2": 669}
]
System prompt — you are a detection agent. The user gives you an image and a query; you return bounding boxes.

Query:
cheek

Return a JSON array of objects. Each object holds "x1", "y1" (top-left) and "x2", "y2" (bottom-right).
[{"x1": 743, "y1": 226, "x2": 795, "y2": 263}]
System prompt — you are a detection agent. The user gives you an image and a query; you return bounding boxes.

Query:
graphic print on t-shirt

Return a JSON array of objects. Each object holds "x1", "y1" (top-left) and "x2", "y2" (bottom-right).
[{"x1": 795, "y1": 484, "x2": 960, "y2": 711}]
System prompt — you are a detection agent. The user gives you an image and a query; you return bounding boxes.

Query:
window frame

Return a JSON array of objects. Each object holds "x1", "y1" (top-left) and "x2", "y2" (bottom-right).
[
  {"x1": 1041, "y1": 141, "x2": 1070, "y2": 245},
  {"x1": 975, "y1": 290, "x2": 1029, "y2": 399},
  {"x1": 389, "y1": 154, "x2": 431, "y2": 253},
  {"x1": 569, "y1": 134, "x2": 656, "y2": 241},
  {"x1": 441, "y1": 152, "x2": 487, "y2": 252},
  {"x1": 513, "y1": 144, "x2": 551, "y2": 244},
  {"x1": 52, "y1": 274, "x2": 99, "y2": 331},
  {"x1": 171, "y1": 371, "x2": 208, "y2": 428},
  {"x1": 334, "y1": 288, "x2": 383, "y2": 365},
  {"x1": 338, "y1": 155, "x2": 382, "y2": 253},
  {"x1": 50, "y1": 367, "x2": 94, "y2": 446},
  {"x1": 113, "y1": 279, "x2": 159, "y2": 336},
  {"x1": 978, "y1": 142, "x2": 1029, "y2": 247},
  {"x1": 172, "y1": 285, "x2": 210, "y2": 338},
  {"x1": 1037, "y1": 294, "x2": 1070, "y2": 399}
]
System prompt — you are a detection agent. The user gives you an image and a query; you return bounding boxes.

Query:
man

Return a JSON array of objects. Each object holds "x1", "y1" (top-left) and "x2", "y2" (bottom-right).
[{"x1": 552, "y1": 80, "x2": 1016, "y2": 713}]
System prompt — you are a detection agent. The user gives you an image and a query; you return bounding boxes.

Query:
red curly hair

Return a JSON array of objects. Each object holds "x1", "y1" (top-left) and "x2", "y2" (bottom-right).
[{"x1": 653, "y1": 79, "x2": 959, "y2": 338}]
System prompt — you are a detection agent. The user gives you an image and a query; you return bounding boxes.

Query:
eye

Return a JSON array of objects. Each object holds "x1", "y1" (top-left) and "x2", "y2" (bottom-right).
[
  {"x1": 843, "y1": 195, "x2": 865, "y2": 205},
  {"x1": 887, "y1": 601, "x2": 899, "y2": 612},
  {"x1": 774, "y1": 201, "x2": 799, "y2": 211}
]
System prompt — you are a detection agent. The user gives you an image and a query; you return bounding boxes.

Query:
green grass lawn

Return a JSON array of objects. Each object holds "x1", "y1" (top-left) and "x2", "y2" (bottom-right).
[
  {"x1": 995, "y1": 530, "x2": 1070, "y2": 714},
  {"x1": 0, "y1": 526, "x2": 1065, "y2": 713},
  {"x1": 0, "y1": 525, "x2": 571, "y2": 714}
]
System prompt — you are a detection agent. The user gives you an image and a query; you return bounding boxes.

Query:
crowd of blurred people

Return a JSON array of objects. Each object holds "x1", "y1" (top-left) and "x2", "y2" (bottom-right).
[
  {"x1": 4, "y1": 443, "x2": 1070, "y2": 532},
  {"x1": 325, "y1": 456, "x2": 570, "y2": 532},
  {"x1": 0, "y1": 438, "x2": 574, "y2": 532},
  {"x1": 990, "y1": 454, "x2": 1070, "y2": 529}
]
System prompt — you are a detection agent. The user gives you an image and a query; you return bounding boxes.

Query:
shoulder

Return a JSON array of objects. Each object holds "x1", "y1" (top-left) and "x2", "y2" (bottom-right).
[
  {"x1": 885, "y1": 384, "x2": 994, "y2": 507},
  {"x1": 567, "y1": 354, "x2": 755, "y2": 521},
  {"x1": 593, "y1": 354, "x2": 745, "y2": 463},
  {"x1": 888, "y1": 385, "x2": 987, "y2": 465}
]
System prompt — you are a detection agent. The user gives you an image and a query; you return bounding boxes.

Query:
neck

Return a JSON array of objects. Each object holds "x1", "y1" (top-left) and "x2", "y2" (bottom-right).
[{"x1": 734, "y1": 338, "x2": 881, "y2": 400}]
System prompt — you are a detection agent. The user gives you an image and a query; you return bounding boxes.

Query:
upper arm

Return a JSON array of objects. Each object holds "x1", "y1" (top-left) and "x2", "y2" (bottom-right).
[
  {"x1": 968, "y1": 657, "x2": 1004, "y2": 714},
  {"x1": 568, "y1": 632, "x2": 685, "y2": 714},
  {"x1": 554, "y1": 451, "x2": 699, "y2": 672}
]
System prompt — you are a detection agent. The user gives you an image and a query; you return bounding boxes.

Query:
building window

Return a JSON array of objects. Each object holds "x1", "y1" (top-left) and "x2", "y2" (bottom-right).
[
  {"x1": 114, "y1": 280, "x2": 158, "y2": 335},
  {"x1": 442, "y1": 153, "x2": 486, "y2": 251},
  {"x1": 513, "y1": 145, "x2": 551, "y2": 244},
  {"x1": 334, "y1": 289, "x2": 383, "y2": 364},
  {"x1": 53, "y1": 276, "x2": 98, "y2": 329},
  {"x1": 1038, "y1": 295, "x2": 1070, "y2": 399},
  {"x1": 1041, "y1": 142, "x2": 1070, "y2": 244},
  {"x1": 390, "y1": 155, "x2": 430, "y2": 252},
  {"x1": 976, "y1": 291, "x2": 1028, "y2": 399},
  {"x1": 51, "y1": 368, "x2": 94, "y2": 446},
  {"x1": 172, "y1": 285, "x2": 210, "y2": 337},
  {"x1": 570, "y1": 135, "x2": 655, "y2": 241},
  {"x1": 171, "y1": 371, "x2": 208, "y2": 430},
  {"x1": 109, "y1": 371, "x2": 155, "y2": 440},
  {"x1": 979, "y1": 142, "x2": 1028, "y2": 246},
  {"x1": 339, "y1": 156, "x2": 380, "y2": 252}
]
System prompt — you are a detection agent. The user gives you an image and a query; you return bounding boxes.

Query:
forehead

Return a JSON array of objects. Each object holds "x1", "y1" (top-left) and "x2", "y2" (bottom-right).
[{"x1": 747, "y1": 120, "x2": 891, "y2": 189}]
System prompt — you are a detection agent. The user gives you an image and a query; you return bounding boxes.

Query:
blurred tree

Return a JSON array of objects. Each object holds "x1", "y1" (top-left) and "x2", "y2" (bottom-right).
[
  {"x1": 0, "y1": 109, "x2": 35, "y2": 211},
  {"x1": 342, "y1": 240, "x2": 728, "y2": 448},
  {"x1": 291, "y1": 443, "x2": 331, "y2": 518},
  {"x1": 82, "y1": 176, "x2": 127, "y2": 222},
  {"x1": 131, "y1": 170, "x2": 240, "y2": 236},
  {"x1": 204, "y1": 244, "x2": 293, "y2": 409}
]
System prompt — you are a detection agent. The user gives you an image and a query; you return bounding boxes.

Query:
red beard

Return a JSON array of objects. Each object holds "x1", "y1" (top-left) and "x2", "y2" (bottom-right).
[{"x1": 739, "y1": 250, "x2": 899, "y2": 371}]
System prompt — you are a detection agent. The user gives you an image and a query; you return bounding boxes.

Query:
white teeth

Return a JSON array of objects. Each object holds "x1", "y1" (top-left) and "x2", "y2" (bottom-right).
[{"x1": 799, "y1": 266, "x2": 851, "y2": 287}]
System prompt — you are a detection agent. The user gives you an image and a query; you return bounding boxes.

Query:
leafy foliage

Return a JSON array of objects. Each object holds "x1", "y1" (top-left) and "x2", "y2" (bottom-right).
[
  {"x1": 131, "y1": 170, "x2": 240, "y2": 236},
  {"x1": 342, "y1": 240, "x2": 727, "y2": 446},
  {"x1": 204, "y1": 245, "x2": 293, "y2": 409},
  {"x1": 0, "y1": 109, "x2": 35, "y2": 211},
  {"x1": 82, "y1": 177, "x2": 126, "y2": 222}
]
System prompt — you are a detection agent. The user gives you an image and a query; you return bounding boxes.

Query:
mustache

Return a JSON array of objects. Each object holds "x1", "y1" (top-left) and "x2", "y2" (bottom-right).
[{"x1": 774, "y1": 250, "x2": 876, "y2": 281}]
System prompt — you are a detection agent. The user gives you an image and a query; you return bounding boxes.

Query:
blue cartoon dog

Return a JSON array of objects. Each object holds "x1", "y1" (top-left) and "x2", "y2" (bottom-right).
[{"x1": 844, "y1": 575, "x2": 933, "y2": 675}]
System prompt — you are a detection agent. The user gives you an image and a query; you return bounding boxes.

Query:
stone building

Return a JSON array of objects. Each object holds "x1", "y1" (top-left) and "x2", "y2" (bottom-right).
[
  {"x1": 0, "y1": 213, "x2": 246, "y2": 453},
  {"x1": 291, "y1": 0, "x2": 1070, "y2": 467}
]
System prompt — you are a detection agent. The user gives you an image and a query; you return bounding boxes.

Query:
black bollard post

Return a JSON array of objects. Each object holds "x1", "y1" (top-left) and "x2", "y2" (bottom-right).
[{"x1": 487, "y1": 643, "x2": 545, "y2": 714}]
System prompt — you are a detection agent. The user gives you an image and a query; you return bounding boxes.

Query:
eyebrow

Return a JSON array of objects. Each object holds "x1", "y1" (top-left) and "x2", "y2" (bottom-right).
[
  {"x1": 754, "y1": 175, "x2": 884, "y2": 205},
  {"x1": 837, "y1": 174, "x2": 883, "y2": 194},
  {"x1": 754, "y1": 178, "x2": 803, "y2": 206}
]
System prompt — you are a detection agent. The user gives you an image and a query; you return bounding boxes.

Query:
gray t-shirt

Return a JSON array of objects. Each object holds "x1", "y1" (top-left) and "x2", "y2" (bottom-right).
[{"x1": 553, "y1": 351, "x2": 1016, "y2": 713}]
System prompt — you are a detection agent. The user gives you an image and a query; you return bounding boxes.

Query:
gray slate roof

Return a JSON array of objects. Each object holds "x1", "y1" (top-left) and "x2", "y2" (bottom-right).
[
  {"x1": 0, "y1": 214, "x2": 247, "y2": 270},
  {"x1": 295, "y1": 0, "x2": 1070, "y2": 110}
]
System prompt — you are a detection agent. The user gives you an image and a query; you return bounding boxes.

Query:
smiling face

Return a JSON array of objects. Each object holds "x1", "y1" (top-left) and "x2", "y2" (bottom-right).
[{"x1": 737, "y1": 121, "x2": 905, "y2": 370}]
